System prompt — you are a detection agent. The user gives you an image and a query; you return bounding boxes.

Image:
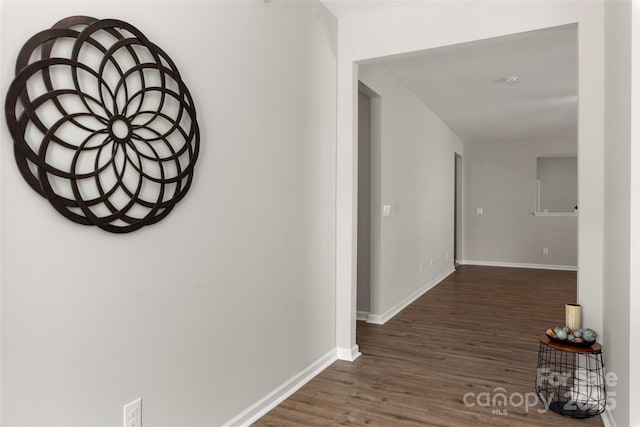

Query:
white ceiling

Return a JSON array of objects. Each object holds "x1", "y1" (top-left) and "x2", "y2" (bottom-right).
[{"x1": 364, "y1": 24, "x2": 578, "y2": 142}]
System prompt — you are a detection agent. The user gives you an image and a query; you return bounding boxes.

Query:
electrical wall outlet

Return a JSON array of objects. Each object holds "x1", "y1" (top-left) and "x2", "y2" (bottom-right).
[
  {"x1": 543, "y1": 247, "x2": 549, "y2": 255},
  {"x1": 124, "y1": 398, "x2": 142, "y2": 427}
]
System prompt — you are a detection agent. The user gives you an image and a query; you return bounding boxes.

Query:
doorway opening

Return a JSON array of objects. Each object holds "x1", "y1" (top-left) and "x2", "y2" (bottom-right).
[
  {"x1": 356, "y1": 87, "x2": 372, "y2": 321},
  {"x1": 347, "y1": 24, "x2": 579, "y2": 357},
  {"x1": 356, "y1": 82, "x2": 381, "y2": 323},
  {"x1": 454, "y1": 153, "x2": 463, "y2": 266}
]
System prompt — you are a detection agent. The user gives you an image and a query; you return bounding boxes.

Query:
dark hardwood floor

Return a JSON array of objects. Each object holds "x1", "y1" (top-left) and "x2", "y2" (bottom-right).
[{"x1": 255, "y1": 265, "x2": 604, "y2": 426}]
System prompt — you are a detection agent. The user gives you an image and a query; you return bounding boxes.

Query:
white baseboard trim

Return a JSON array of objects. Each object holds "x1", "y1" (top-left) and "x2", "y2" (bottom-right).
[
  {"x1": 367, "y1": 315, "x2": 383, "y2": 324},
  {"x1": 600, "y1": 408, "x2": 617, "y2": 427},
  {"x1": 356, "y1": 311, "x2": 369, "y2": 321},
  {"x1": 367, "y1": 267, "x2": 455, "y2": 325},
  {"x1": 222, "y1": 348, "x2": 337, "y2": 427},
  {"x1": 336, "y1": 344, "x2": 361, "y2": 361},
  {"x1": 458, "y1": 259, "x2": 577, "y2": 271}
]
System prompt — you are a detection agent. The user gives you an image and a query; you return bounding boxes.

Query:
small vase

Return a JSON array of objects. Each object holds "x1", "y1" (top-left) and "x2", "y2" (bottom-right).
[{"x1": 565, "y1": 303, "x2": 582, "y2": 330}]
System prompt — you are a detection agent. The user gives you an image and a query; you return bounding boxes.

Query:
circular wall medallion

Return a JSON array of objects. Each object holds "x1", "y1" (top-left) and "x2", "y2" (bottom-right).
[{"x1": 5, "y1": 16, "x2": 200, "y2": 233}]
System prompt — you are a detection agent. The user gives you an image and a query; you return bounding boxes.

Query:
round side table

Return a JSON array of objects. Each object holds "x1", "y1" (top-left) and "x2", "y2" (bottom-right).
[{"x1": 535, "y1": 336, "x2": 606, "y2": 419}]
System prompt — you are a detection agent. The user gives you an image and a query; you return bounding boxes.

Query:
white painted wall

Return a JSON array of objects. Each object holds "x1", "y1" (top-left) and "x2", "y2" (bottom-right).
[
  {"x1": 1, "y1": 1, "x2": 337, "y2": 425},
  {"x1": 335, "y1": 0, "x2": 604, "y2": 365},
  {"x1": 463, "y1": 136, "x2": 578, "y2": 268},
  {"x1": 631, "y1": 2, "x2": 640, "y2": 424},
  {"x1": 603, "y1": 1, "x2": 640, "y2": 425},
  {"x1": 358, "y1": 64, "x2": 462, "y2": 320}
]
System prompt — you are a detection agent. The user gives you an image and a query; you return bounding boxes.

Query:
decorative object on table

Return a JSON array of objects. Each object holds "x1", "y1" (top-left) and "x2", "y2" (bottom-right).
[
  {"x1": 4, "y1": 16, "x2": 200, "y2": 233},
  {"x1": 565, "y1": 303, "x2": 582, "y2": 331},
  {"x1": 545, "y1": 326, "x2": 598, "y2": 348},
  {"x1": 536, "y1": 335, "x2": 606, "y2": 419}
]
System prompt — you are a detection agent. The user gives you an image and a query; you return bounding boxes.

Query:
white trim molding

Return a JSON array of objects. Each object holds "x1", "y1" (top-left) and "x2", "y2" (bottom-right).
[
  {"x1": 600, "y1": 408, "x2": 617, "y2": 427},
  {"x1": 533, "y1": 211, "x2": 578, "y2": 217},
  {"x1": 356, "y1": 311, "x2": 369, "y2": 321},
  {"x1": 458, "y1": 260, "x2": 577, "y2": 272},
  {"x1": 222, "y1": 349, "x2": 337, "y2": 426},
  {"x1": 367, "y1": 267, "x2": 455, "y2": 325},
  {"x1": 337, "y1": 344, "x2": 361, "y2": 361}
]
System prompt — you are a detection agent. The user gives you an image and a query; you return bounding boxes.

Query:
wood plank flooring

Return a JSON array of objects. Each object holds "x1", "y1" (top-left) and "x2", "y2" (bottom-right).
[{"x1": 255, "y1": 266, "x2": 604, "y2": 427}]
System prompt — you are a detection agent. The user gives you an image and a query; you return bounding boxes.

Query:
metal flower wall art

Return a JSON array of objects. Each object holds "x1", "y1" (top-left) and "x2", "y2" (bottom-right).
[{"x1": 5, "y1": 16, "x2": 200, "y2": 233}]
